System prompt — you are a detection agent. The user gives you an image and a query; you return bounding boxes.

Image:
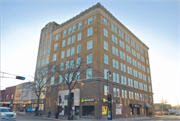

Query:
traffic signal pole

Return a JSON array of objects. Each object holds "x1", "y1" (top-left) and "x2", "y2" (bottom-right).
[
  {"x1": 0, "y1": 71, "x2": 25, "y2": 80},
  {"x1": 107, "y1": 71, "x2": 112, "y2": 120}
]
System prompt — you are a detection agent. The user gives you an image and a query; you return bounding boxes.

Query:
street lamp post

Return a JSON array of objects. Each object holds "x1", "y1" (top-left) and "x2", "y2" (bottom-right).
[{"x1": 107, "y1": 71, "x2": 111, "y2": 120}]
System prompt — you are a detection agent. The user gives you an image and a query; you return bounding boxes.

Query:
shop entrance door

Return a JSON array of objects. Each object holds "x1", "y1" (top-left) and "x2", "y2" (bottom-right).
[
  {"x1": 146, "y1": 108, "x2": 148, "y2": 116},
  {"x1": 137, "y1": 108, "x2": 140, "y2": 115}
]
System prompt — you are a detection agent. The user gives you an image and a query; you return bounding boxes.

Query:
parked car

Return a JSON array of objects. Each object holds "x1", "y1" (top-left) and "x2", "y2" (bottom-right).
[
  {"x1": 176, "y1": 112, "x2": 180, "y2": 116},
  {"x1": 0, "y1": 107, "x2": 16, "y2": 120}
]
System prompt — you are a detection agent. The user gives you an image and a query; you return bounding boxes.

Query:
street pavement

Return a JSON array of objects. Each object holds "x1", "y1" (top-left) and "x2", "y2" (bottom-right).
[{"x1": 16, "y1": 114, "x2": 180, "y2": 121}]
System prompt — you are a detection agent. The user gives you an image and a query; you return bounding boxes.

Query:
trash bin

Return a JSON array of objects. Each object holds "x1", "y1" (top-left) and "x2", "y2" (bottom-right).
[{"x1": 55, "y1": 113, "x2": 58, "y2": 119}]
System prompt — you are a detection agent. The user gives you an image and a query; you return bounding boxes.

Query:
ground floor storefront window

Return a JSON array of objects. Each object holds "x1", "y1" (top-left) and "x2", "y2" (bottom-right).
[
  {"x1": 82, "y1": 106, "x2": 94, "y2": 116},
  {"x1": 32, "y1": 104, "x2": 44, "y2": 110},
  {"x1": 102, "y1": 106, "x2": 108, "y2": 115},
  {"x1": 130, "y1": 107, "x2": 134, "y2": 115}
]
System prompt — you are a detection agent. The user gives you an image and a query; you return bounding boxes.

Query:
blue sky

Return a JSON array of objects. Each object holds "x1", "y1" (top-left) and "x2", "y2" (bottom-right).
[{"x1": 1, "y1": 0, "x2": 180, "y2": 106}]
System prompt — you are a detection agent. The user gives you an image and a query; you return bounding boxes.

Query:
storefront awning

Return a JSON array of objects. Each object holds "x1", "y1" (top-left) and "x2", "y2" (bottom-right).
[
  {"x1": 0, "y1": 102, "x2": 10, "y2": 104},
  {"x1": 144, "y1": 103, "x2": 152, "y2": 108},
  {"x1": 129, "y1": 104, "x2": 142, "y2": 107}
]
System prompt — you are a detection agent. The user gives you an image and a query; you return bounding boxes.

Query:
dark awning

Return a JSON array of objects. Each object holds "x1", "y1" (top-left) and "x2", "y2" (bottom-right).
[
  {"x1": 129, "y1": 104, "x2": 142, "y2": 108},
  {"x1": 144, "y1": 103, "x2": 152, "y2": 108}
]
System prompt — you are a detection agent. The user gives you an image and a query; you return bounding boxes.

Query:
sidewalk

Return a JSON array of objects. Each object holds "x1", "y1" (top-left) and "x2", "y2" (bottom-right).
[{"x1": 24, "y1": 114, "x2": 159, "y2": 121}]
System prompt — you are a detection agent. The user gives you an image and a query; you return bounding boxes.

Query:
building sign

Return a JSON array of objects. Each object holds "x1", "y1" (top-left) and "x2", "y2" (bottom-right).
[
  {"x1": 116, "y1": 109, "x2": 122, "y2": 115},
  {"x1": 116, "y1": 104, "x2": 123, "y2": 115},
  {"x1": 129, "y1": 104, "x2": 142, "y2": 107},
  {"x1": 16, "y1": 94, "x2": 20, "y2": 97},
  {"x1": 81, "y1": 98, "x2": 95, "y2": 102}
]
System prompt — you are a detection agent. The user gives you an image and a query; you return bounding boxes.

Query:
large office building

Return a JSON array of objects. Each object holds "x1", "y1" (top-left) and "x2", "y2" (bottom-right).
[{"x1": 35, "y1": 3, "x2": 154, "y2": 119}]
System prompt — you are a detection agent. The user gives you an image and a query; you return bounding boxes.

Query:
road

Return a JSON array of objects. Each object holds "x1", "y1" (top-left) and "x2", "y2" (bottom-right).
[{"x1": 16, "y1": 114, "x2": 180, "y2": 121}]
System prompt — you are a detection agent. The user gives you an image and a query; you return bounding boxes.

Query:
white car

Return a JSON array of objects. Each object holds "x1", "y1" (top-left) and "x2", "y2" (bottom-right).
[{"x1": 0, "y1": 107, "x2": 16, "y2": 120}]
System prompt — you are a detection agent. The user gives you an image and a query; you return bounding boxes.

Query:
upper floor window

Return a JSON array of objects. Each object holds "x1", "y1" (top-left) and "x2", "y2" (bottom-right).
[
  {"x1": 69, "y1": 27, "x2": 72, "y2": 34},
  {"x1": 111, "y1": 24, "x2": 114, "y2": 31},
  {"x1": 87, "y1": 40, "x2": 93, "y2": 50},
  {"x1": 104, "y1": 55, "x2": 108, "y2": 65},
  {"x1": 87, "y1": 54, "x2": 92, "y2": 64},
  {"x1": 88, "y1": 17, "x2": 92, "y2": 25},
  {"x1": 48, "y1": 38, "x2": 51, "y2": 44},
  {"x1": 68, "y1": 37, "x2": 71, "y2": 45},
  {"x1": 61, "y1": 51, "x2": 65, "y2": 59},
  {"x1": 104, "y1": 28, "x2": 108, "y2": 37},
  {"x1": 104, "y1": 18, "x2": 107, "y2": 26},
  {"x1": 51, "y1": 77, "x2": 55, "y2": 85},
  {"x1": 86, "y1": 68, "x2": 92, "y2": 79},
  {"x1": 59, "y1": 75, "x2": 63, "y2": 83},
  {"x1": 104, "y1": 41, "x2": 108, "y2": 51},
  {"x1": 63, "y1": 30, "x2": 67, "y2": 37},
  {"x1": 71, "y1": 47, "x2": 75, "y2": 56},
  {"x1": 72, "y1": 35, "x2": 76, "y2": 43},
  {"x1": 62, "y1": 40, "x2": 66, "y2": 47},
  {"x1": 104, "y1": 85, "x2": 109, "y2": 95},
  {"x1": 78, "y1": 22, "x2": 82, "y2": 30},
  {"x1": 114, "y1": 26, "x2": 117, "y2": 33},
  {"x1": 76, "y1": 57, "x2": 80, "y2": 67},
  {"x1": 73, "y1": 25, "x2": 76, "y2": 32},
  {"x1": 55, "y1": 34, "x2": 58, "y2": 41},
  {"x1": 53, "y1": 54, "x2": 57, "y2": 61},
  {"x1": 78, "y1": 33, "x2": 82, "y2": 41},
  {"x1": 113, "y1": 88, "x2": 117, "y2": 97},
  {"x1": 87, "y1": 27, "x2": 93, "y2": 37},
  {"x1": 67, "y1": 49, "x2": 70, "y2": 57},
  {"x1": 77, "y1": 45, "x2": 81, "y2": 54},
  {"x1": 54, "y1": 43, "x2": 58, "y2": 50}
]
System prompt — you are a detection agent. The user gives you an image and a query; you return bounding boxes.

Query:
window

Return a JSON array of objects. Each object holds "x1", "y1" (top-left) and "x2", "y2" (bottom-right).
[
  {"x1": 72, "y1": 35, "x2": 75, "y2": 43},
  {"x1": 53, "y1": 54, "x2": 57, "y2": 61},
  {"x1": 87, "y1": 54, "x2": 92, "y2": 64},
  {"x1": 56, "y1": 34, "x2": 58, "y2": 40},
  {"x1": 104, "y1": 69, "x2": 109, "y2": 79},
  {"x1": 77, "y1": 45, "x2": 81, "y2": 53},
  {"x1": 43, "y1": 79, "x2": 47, "y2": 86},
  {"x1": 112, "y1": 46, "x2": 115, "y2": 55},
  {"x1": 67, "y1": 49, "x2": 70, "y2": 57},
  {"x1": 117, "y1": 74, "x2": 119, "y2": 83},
  {"x1": 117, "y1": 89, "x2": 120, "y2": 97},
  {"x1": 86, "y1": 68, "x2": 92, "y2": 79},
  {"x1": 115, "y1": 48, "x2": 118, "y2": 56},
  {"x1": 113, "y1": 72, "x2": 116, "y2": 82},
  {"x1": 113, "y1": 59, "x2": 115, "y2": 68},
  {"x1": 60, "y1": 63, "x2": 64, "y2": 71},
  {"x1": 144, "y1": 84, "x2": 147, "y2": 91},
  {"x1": 63, "y1": 30, "x2": 66, "y2": 37},
  {"x1": 54, "y1": 43, "x2": 58, "y2": 50},
  {"x1": 76, "y1": 72, "x2": 80, "y2": 80},
  {"x1": 104, "y1": 55, "x2": 108, "y2": 65},
  {"x1": 59, "y1": 75, "x2": 63, "y2": 83},
  {"x1": 70, "y1": 60, "x2": 74, "y2": 68},
  {"x1": 87, "y1": 27, "x2": 93, "y2": 36},
  {"x1": 116, "y1": 61, "x2": 119, "y2": 69},
  {"x1": 46, "y1": 58, "x2": 49, "y2": 64},
  {"x1": 145, "y1": 95, "x2": 148, "y2": 101},
  {"x1": 113, "y1": 88, "x2": 116, "y2": 97},
  {"x1": 69, "y1": 27, "x2": 72, "y2": 34},
  {"x1": 147, "y1": 68, "x2": 149, "y2": 73},
  {"x1": 51, "y1": 77, "x2": 55, "y2": 85},
  {"x1": 66, "y1": 61, "x2": 70, "y2": 69},
  {"x1": 43, "y1": 49, "x2": 46, "y2": 56},
  {"x1": 114, "y1": 26, "x2": 117, "y2": 33},
  {"x1": 73, "y1": 25, "x2": 76, "y2": 32},
  {"x1": 76, "y1": 58, "x2": 80, "y2": 67},
  {"x1": 112, "y1": 34, "x2": 114, "y2": 42},
  {"x1": 47, "y1": 47, "x2": 50, "y2": 54},
  {"x1": 87, "y1": 40, "x2": 93, "y2": 50},
  {"x1": 88, "y1": 17, "x2": 92, "y2": 24},
  {"x1": 149, "y1": 86, "x2": 151, "y2": 92},
  {"x1": 68, "y1": 37, "x2": 71, "y2": 45},
  {"x1": 150, "y1": 96, "x2": 152, "y2": 102},
  {"x1": 78, "y1": 22, "x2": 82, "y2": 30},
  {"x1": 39, "y1": 51, "x2": 42, "y2": 57},
  {"x1": 41, "y1": 59, "x2": 44, "y2": 66},
  {"x1": 78, "y1": 33, "x2": 82, "y2": 41},
  {"x1": 104, "y1": 85, "x2": 109, "y2": 95},
  {"x1": 44, "y1": 40, "x2": 47, "y2": 46},
  {"x1": 71, "y1": 47, "x2": 75, "y2": 56},
  {"x1": 111, "y1": 24, "x2": 114, "y2": 31},
  {"x1": 148, "y1": 77, "x2": 150, "y2": 83},
  {"x1": 48, "y1": 38, "x2": 51, "y2": 44},
  {"x1": 104, "y1": 28, "x2": 108, "y2": 37},
  {"x1": 61, "y1": 51, "x2": 65, "y2": 59},
  {"x1": 38, "y1": 61, "x2": 40, "y2": 67},
  {"x1": 125, "y1": 90, "x2": 127, "y2": 98},
  {"x1": 52, "y1": 65, "x2": 56, "y2": 72},
  {"x1": 122, "y1": 90, "x2": 124, "y2": 98},
  {"x1": 104, "y1": 41, "x2": 108, "y2": 51},
  {"x1": 62, "y1": 40, "x2": 66, "y2": 47},
  {"x1": 104, "y1": 18, "x2": 107, "y2": 25}
]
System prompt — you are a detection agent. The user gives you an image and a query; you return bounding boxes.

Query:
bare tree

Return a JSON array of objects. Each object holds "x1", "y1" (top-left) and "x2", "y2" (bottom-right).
[
  {"x1": 29, "y1": 63, "x2": 55, "y2": 116},
  {"x1": 53, "y1": 54, "x2": 97, "y2": 120},
  {"x1": 160, "y1": 98, "x2": 169, "y2": 112}
]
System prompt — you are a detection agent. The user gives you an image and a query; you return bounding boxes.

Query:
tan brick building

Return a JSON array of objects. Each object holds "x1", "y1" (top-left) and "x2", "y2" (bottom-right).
[{"x1": 35, "y1": 3, "x2": 154, "y2": 119}]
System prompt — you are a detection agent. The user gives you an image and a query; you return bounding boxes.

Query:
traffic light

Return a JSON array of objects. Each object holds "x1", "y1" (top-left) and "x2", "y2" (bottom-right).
[
  {"x1": 107, "y1": 94, "x2": 112, "y2": 108},
  {"x1": 70, "y1": 93, "x2": 74, "y2": 107},
  {"x1": 16, "y1": 76, "x2": 25, "y2": 80},
  {"x1": 59, "y1": 95, "x2": 62, "y2": 104}
]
